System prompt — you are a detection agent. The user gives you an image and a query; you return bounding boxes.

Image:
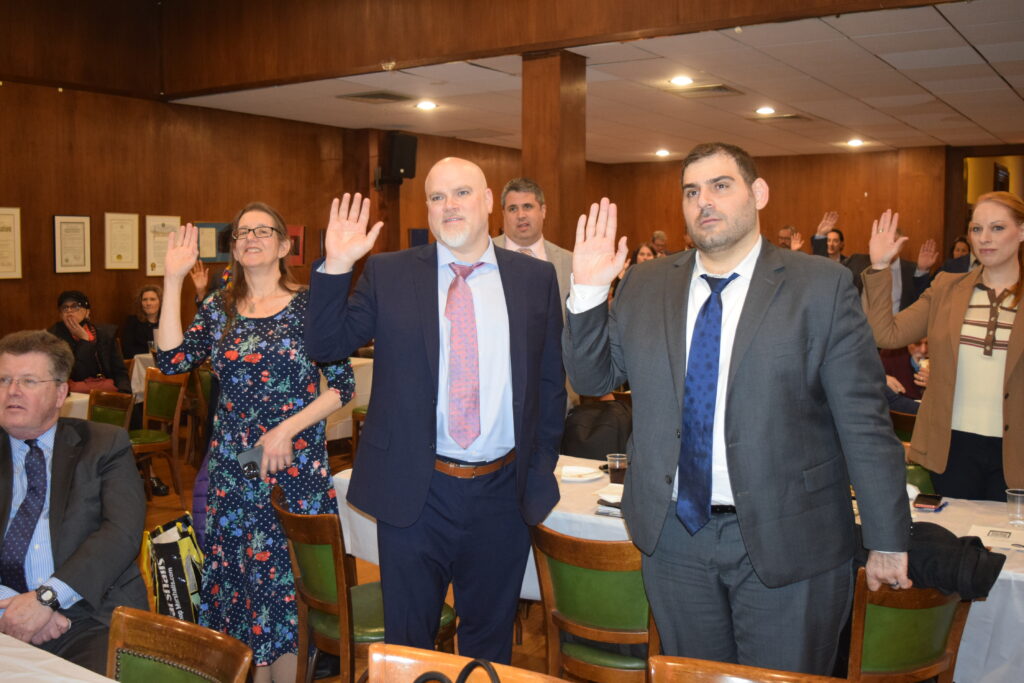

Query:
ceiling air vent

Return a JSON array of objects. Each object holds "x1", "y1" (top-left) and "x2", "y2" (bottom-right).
[
  {"x1": 671, "y1": 84, "x2": 743, "y2": 98},
  {"x1": 336, "y1": 91, "x2": 414, "y2": 104},
  {"x1": 748, "y1": 113, "x2": 814, "y2": 123}
]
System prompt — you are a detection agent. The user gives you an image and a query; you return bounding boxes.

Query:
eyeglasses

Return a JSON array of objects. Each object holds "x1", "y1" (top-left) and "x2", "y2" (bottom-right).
[
  {"x1": 59, "y1": 303, "x2": 84, "y2": 312},
  {"x1": 231, "y1": 225, "x2": 282, "y2": 240},
  {"x1": 0, "y1": 377, "x2": 64, "y2": 390}
]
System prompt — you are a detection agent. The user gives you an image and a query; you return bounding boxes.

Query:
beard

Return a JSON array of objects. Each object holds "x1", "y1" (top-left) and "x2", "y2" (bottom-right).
[
  {"x1": 687, "y1": 200, "x2": 758, "y2": 255},
  {"x1": 433, "y1": 220, "x2": 472, "y2": 250}
]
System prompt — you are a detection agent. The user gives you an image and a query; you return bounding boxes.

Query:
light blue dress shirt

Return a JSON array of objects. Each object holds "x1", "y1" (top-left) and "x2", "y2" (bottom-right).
[
  {"x1": 0, "y1": 425, "x2": 83, "y2": 615},
  {"x1": 435, "y1": 240, "x2": 515, "y2": 462}
]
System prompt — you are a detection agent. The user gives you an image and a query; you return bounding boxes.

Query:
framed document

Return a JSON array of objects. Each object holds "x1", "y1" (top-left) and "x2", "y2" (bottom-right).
[
  {"x1": 0, "y1": 207, "x2": 21, "y2": 279},
  {"x1": 196, "y1": 222, "x2": 230, "y2": 263},
  {"x1": 145, "y1": 215, "x2": 180, "y2": 276},
  {"x1": 105, "y1": 212, "x2": 139, "y2": 269},
  {"x1": 54, "y1": 215, "x2": 91, "y2": 273},
  {"x1": 287, "y1": 225, "x2": 305, "y2": 266}
]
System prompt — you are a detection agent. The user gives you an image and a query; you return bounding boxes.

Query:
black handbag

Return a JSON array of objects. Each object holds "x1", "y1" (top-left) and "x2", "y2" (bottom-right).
[{"x1": 413, "y1": 658, "x2": 501, "y2": 683}]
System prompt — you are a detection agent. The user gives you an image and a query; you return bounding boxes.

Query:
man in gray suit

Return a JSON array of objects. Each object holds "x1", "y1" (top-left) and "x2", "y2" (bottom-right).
[
  {"x1": 563, "y1": 142, "x2": 911, "y2": 675},
  {"x1": 0, "y1": 330, "x2": 147, "y2": 674}
]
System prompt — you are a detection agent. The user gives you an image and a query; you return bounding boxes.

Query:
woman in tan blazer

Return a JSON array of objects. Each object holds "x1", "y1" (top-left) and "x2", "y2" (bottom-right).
[{"x1": 862, "y1": 192, "x2": 1023, "y2": 500}]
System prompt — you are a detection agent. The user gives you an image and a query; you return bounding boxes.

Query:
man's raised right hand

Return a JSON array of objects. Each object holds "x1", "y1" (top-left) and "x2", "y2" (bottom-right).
[
  {"x1": 323, "y1": 193, "x2": 384, "y2": 274},
  {"x1": 572, "y1": 197, "x2": 627, "y2": 286}
]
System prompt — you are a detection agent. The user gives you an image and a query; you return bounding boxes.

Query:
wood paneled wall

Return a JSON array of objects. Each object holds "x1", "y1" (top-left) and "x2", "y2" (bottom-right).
[
  {"x1": 159, "y1": 0, "x2": 947, "y2": 97},
  {"x1": 0, "y1": 81, "x2": 346, "y2": 335},
  {"x1": 0, "y1": 0, "x2": 160, "y2": 96}
]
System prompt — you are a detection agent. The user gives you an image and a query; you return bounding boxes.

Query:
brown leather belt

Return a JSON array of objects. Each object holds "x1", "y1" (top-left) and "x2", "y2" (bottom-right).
[{"x1": 434, "y1": 451, "x2": 516, "y2": 479}]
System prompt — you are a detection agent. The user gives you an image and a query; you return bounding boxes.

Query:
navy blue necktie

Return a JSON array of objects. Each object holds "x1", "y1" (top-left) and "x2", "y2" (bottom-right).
[
  {"x1": 0, "y1": 439, "x2": 47, "y2": 593},
  {"x1": 676, "y1": 273, "x2": 738, "y2": 535}
]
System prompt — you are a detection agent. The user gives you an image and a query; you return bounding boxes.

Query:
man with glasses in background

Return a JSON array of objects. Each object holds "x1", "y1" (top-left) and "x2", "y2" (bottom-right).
[{"x1": 0, "y1": 330, "x2": 147, "y2": 674}]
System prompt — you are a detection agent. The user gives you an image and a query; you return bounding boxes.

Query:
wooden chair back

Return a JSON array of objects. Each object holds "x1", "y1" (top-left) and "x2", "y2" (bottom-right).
[
  {"x1": 531, "y1": 523, "x2": 659, "y2": 683},
  {"x1": 141, "y1": 366, "x2": 189, "y2": 433},
  {"x1": 367, "y1": 643, "x2": 562, "y2": 682},
  {"x1": 847, "y1": 567, "x2": 972, "y2": 682},
  {"x1": 649, "y1": 655, "x2": 843, "y2": 682},
  {"x1": 87, "y1": 390, "x2": 134, "y2": 430},
  {"x1": 106, "y1": 605, "x2": 252, "y2": 682}
]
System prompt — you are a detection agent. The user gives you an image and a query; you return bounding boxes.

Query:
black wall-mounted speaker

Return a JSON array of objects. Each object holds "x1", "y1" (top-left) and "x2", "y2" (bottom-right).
[{"x1": 381, "y1": 132, "x2": 417, "y2": 183}]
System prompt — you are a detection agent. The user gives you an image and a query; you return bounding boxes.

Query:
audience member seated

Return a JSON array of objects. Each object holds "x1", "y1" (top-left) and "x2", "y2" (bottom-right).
[
  {"x1": 119, "y1": 285, "x2": 162, "y2": 358},
  {"x1": 880, "y1": 338, "x2": 928, "y2": 402},
  {"x1": 847, "y1": 234, "x2": 937, "y2": 313},
  {"x1": 0, "y1": 330, "x2": 148, "y2": 674},
  {"x1": 651, "y1": 230, "x2": 670, "y2": 256},
  {"x1": 862, "y1": 194, "x2": 1023, "y2": 501},
  {"x1": 47, "y1": 291, "x2": 131, "y2": 394}
]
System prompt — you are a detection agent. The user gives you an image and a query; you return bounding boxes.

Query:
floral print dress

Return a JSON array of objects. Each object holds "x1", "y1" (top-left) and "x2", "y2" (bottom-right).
[{"x1": 155, "y1": 288, "x2": 354, "y2": 666}]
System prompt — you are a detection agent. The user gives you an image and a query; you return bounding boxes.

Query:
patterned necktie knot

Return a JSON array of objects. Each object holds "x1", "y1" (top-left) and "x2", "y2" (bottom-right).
[
  {"x1": 676, "y1": 272, "x2": 739, "y2": 535},
  {"x1": 450, "y1": 262, "x2": 483, "y2": 281}
]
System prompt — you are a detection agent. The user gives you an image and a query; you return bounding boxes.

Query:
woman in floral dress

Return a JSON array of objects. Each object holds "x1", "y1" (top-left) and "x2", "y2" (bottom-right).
[{"x1": 155, "y1": 203, "x2": 354, "y2": 682}]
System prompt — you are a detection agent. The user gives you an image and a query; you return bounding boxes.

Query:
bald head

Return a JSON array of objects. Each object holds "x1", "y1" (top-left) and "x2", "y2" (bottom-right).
[{"x1": 425, "y1": 157, "x2": 494, "y2": 260}]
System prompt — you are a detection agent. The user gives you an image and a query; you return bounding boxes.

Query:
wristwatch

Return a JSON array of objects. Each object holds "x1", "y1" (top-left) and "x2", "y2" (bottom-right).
[{"x1": 35, "y1": 584, "x2": 61, "y2": 610}]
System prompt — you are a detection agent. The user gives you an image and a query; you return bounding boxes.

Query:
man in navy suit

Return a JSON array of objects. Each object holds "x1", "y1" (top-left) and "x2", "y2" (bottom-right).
[{"x1": 306, "y1": 157, "x2": 566, "y2": 663}]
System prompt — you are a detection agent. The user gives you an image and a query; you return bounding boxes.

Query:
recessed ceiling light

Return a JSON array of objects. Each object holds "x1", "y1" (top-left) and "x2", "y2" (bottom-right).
[
  {"x1": 415, "y1": 100, "x2": 438, "y2": 111},
  {"x1": 669, "y1": 76, "x2": 693, "y2": 86},
  {"x1": 756, "y1": 106, "x2": 775, "y2": 115},
  {"x1": 847, "y1": 138, "x2": 864, "y2": 147},
  {"x1": 655, "y1": 149, "x2": 670, "y2": 157}
]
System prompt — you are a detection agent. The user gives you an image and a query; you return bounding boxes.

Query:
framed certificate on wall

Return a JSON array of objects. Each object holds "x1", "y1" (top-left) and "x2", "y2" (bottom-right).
[{"x1": 54, "y1": 215, "x2": 91, "y2": 273}]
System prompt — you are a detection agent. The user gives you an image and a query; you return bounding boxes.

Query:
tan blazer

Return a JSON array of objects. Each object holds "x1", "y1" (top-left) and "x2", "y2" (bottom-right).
[{"x1": 863, "y1": 267, "x2": 1024, "y2": 486}]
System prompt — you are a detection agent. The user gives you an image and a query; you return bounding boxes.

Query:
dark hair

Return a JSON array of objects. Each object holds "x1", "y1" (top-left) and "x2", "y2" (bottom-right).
[
  {"x1": 632, "y1": 243, "x2": 658, "y2": 263},
  {"x1": 133, "y1": 285, "x2": 163, "y2": 322},
  {"x1": 681, "y1": 142, "x2": 758, "y2": 187},
  {"x1": 973, "y1": 191, "x2": 1024, "y2": 306},
  {"x1": 828, "y1": 229, "x2": 845, "y2": 243},
  {"x1": 501, "y1": 177, "x2": 545, "y2": 208},
  {"x1": 949, "y1": 235, "x2": 970, "y2": 259},
  {"x1": 221, "y1": 202, "x2": 303, "y2": 335},
  {"x1": 0, "y1": 330, "x2": 74, "y2": 381}
]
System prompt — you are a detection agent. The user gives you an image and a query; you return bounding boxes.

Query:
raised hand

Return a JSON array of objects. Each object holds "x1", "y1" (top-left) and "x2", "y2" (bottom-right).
[
  {"x1": 816, "y1": 210, "x2": 839, "y2": 237},
  {"x1": 572, "y1": 198, "x2": 627, "y2": 286},
  {"x1": 323, "y1": 193, "x2": 384, "y2": 274},
  {"x1": 790, "y1": 230, "x2": 805, "y2": 251},
  {"x1": 189, "y1": 261, "x2": 210, "y2": 298},
  {"x1": 916, "y1": 239, "x2": 939, "y2": 272},
  {"x1": 165, "y1": 224, "x2": 199, "y2": 281},
  {"x1": 868, "y1": 209, "x2": 907, "y2": 270}
]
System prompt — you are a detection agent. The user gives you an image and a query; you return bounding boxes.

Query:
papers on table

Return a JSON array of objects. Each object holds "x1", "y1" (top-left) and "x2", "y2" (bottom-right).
[
  {"x1": 595, "y1": 483, "x2": 623, "y2": 518},
  {"x1": 968, "y1": 524, "x2": 1024, "y2": 552}
]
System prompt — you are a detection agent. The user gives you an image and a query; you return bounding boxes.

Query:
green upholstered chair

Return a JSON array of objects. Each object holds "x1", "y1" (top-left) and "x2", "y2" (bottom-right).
[
  {"x1": 906, "y1": 463, "x2": 936, "y2": 495},
  {"x1": 531, "y1": 524, "x2": 659, "y2": 683},
  {"x1": 350, "y1": 404, "x2": 368, "y2": 458},
  {"x1": 890, "y1": 410, "x2": 916, "y2": 444},
  {"x1": 129, "y1": 366, "x2": 189, "y2": 509},
  {"x1": 270, "y1": 487, "x2": 456, "y2": 683},
  {"x1": 649, "y1": 655, "x2": 843, "y2": 682},
  {"x1": 847, "y1": 567, "x2": 972, "y2": 682},
  {"x1": 107, "y1": 605, "x2": 252, "y2": 683},
  {"x1": 87, "y1": 390, "x2": 150, "y2": 497}
]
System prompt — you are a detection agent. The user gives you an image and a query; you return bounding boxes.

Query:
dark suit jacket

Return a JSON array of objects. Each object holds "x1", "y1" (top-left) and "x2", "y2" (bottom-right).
[
  {"x1": 0, "y1": 419, "x2": 147, "y2": 623},
  {"x1": 844, "y1": 254, "x2": 927, "y2": 311},
  {"x1": 306, "y1": 244, "x2": 566, "y2": 528},
  {"x1": 563, "y1": 242, "x2": 910, "y2": 588}
]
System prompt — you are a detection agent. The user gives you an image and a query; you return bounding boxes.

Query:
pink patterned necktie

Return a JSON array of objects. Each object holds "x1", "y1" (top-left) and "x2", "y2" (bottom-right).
[{"x1": 446, "y1": 262, "x2": 484, "y2": 449}]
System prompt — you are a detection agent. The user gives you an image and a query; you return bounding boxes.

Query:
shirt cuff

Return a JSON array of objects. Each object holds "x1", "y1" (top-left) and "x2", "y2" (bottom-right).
[
  {"x1": 46, "y1": 577, "x2": 83, "y2": 610},
  {"x1": 567, "y1": 275, "x2": 611, "y2": 314}
]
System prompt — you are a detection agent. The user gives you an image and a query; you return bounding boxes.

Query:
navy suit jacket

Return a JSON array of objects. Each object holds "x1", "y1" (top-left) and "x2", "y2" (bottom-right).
[{"x1": 306, "y1": 243, "x2": 566, "y2": 528}]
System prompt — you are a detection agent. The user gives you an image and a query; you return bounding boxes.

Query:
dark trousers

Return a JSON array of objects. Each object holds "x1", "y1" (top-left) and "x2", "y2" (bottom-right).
[
  {"x1": 37, "y1": 605, "x2": 110, "y2": 675},
  {"x1": 931, "y1": 430, "x2": 1006, "y2": 501},
  {"x1": 377, "y1": 462, "x2": 530, "y2": 664},
  {"x1": 642, "y1": 511, "x2": 852, "y2": 676}
]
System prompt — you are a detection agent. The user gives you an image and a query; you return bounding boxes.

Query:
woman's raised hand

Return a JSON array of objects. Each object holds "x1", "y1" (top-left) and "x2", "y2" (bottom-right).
[{"x1": 165, "y1": 223, "x2": 200, "y2": 281}]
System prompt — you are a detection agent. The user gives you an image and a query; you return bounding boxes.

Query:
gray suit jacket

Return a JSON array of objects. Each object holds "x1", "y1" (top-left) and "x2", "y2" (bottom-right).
[
  {"x1": 0, "y1": 419, "x2": 148, "y2": 623},
  {"x1": 563, "y1": 241, "x2": 909, "y2": 587}
]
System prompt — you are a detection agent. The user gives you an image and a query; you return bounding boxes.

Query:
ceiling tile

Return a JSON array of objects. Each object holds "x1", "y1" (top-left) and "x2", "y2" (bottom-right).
[
  {"x1": 823, "y1": 6, "x2": 949, "y2": 36},
  {"x1": 879, "y1": 46, "x2": 985, "y2": 70}
]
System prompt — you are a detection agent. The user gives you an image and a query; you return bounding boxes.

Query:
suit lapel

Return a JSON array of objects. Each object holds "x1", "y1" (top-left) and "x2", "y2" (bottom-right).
[
  {"x1": 729, "y1": 247, "x2": 785, "y2": 387},
  {"x1": 664, "y1": 252, "x2": 695, "y2": 409},
  {"x1": 496, "y1": 248, "x2": 526, "y2": 441},
  {"x1": 0, "y1": 432, "x2": 12, "y2": 540},
  {"x1": 412, "y1": 245, "x2": 441, "y2": 396},
  {"x1": 49, "y1": 419, "x2": 82, "y2": 542}
]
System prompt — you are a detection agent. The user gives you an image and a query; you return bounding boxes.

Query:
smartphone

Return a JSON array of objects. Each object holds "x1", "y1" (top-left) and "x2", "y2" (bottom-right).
[
  {"x1": 913, "y1": 493, "x2": 943, "y2": 510},
  {"x1": 236, "y1": 445, "x2": 264, "y2": 480}
]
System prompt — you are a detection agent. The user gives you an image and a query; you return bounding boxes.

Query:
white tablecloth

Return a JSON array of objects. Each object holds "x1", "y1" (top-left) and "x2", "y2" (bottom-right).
[
  {"x1": 324, "y1": 357, "x2": 373, "y2": 441},
  {"x1": 0, "y1": 632, "x2": 113, "y2": 681},
  {"x1": 912, "y1": 499, "x2": 1024, "y2": 683},
  {"x1": 130, "y1": 353, "x2": 155, "y2": 403},
  {"x1": 333, "y1": 455, "x2": 625, "y2": 601},
  {"x1": 59, "y1": 392, "x2": 89, "y2": 420}
]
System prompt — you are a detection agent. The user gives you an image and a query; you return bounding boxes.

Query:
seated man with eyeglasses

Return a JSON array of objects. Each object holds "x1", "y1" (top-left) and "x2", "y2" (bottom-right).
[
  {"x1": 47, "y1": 290, "x2": 131, "y2": 395},
  {"x1": 0, "y1": 330, "x2": 147, "y2": 673}
]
